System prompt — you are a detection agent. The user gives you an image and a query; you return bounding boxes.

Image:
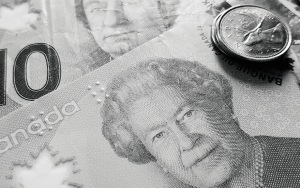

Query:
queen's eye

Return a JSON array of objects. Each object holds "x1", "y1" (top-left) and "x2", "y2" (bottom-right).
[
  {"x1": 176, "y1": 108, "x2": 197, "y2": 124},
  {"x1": 91, "y1": 8, "x2": 104, "y2": 12},
  {"x1": 186, "y1": 111, "x2": 193, "y2": 117},
  {"x1": 183, "y1": 110, "x2": 195, "y2": 121},
  {"x1": 152, "y1": 131, "x2": 165, "y2": 142}
]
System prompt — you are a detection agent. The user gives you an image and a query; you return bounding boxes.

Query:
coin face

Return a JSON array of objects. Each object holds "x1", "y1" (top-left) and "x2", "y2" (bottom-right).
[{"x1": 212, "y1": 5, "x2": 292, "y2": 62}]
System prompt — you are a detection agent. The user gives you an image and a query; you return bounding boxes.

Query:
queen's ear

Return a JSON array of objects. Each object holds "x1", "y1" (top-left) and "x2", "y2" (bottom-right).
[
  {"x1": 103, "y1": 124, "x2": 132, "y2": 159},
  {"x1": 115, "y1": 126, "x2": 134, "y2": 146},
  {"x1": 110, "y1": 126, "x2": 155, "y2": 164}
]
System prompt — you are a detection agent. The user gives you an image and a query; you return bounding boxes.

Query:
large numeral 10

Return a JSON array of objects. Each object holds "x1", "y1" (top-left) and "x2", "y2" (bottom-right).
[
  {"x1": 0, "y1": 49, "x2": 6, "y2": 106},
  {"x1": 0, "y1": 43, "x2": 61, "y2": 106}
]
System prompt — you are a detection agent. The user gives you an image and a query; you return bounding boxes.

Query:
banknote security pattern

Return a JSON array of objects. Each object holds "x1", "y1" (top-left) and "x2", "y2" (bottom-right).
[{"x1": 0, "y1": 100, "x2": 80, "y2": 155}]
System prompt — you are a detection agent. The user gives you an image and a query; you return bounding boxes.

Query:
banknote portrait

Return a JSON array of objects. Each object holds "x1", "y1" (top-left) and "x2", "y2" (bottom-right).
[
  {"x1": 101, "y1": 58, "x2": 300, "y2": 188},
  {"x1": 74, "y1": 0, "x2": 180, "y2": 71}
]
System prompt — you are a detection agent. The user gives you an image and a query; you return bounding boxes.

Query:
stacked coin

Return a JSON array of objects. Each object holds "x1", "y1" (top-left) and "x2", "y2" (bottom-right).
[{"x1": 211, "y1": 5, "x2": 292, "y2": 62}]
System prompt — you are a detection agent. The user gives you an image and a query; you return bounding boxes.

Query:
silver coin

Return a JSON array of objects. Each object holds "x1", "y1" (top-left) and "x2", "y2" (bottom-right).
[{"x1": 211, "y1": 5, "x2": 292, "y2": 62}]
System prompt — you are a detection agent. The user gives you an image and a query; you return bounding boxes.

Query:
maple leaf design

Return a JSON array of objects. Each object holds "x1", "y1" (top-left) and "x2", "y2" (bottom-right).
[
  {"x1": 15, "y1": 150, "x2": 71, "y2": 188},
  {"x1": 11, "y1": 144, "x2": 82, "y2": 188},
  {"x1": 0, "y1": 2, "x2": 40, "y2": 32}
]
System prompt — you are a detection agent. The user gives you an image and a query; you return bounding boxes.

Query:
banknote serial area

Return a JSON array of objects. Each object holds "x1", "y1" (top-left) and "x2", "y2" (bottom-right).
[{"x1": 1, "y1": 0, "x2": 300, "y2": 188}]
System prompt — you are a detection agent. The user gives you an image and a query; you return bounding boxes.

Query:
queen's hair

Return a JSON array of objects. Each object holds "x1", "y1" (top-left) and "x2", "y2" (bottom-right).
[
  {"x1": 74, "y1": 0, "x2": 179, "y2": 30},
  {"x1": 101, "y1": 58, "x2": 233, "y2": 164}
]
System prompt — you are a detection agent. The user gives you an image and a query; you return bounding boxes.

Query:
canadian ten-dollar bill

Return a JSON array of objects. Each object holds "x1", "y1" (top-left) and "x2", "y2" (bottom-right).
[
  {"x1": 0, "y1": 0, "x2": 207, "y2": 117},
  {"x1": 1, "y1": 0, "x2": 300, "y2": 119},
  {"x1": 1, "y1": 2, "x2": 300, "y2": 187}
]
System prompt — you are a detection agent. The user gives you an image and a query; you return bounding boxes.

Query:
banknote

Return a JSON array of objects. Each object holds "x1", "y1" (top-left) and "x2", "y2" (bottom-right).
[
  {"x1": 0, "y1": 0, "x2": 216, "y2": 118},
  {"x1": 1, "y1": 6, "x2": 300, "y2": 187}
]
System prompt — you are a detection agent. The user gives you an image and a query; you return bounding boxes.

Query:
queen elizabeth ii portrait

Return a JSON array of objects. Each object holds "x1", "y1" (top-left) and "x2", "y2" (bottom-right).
[{"x1": 101, "y1": 58, "x2": 300, "y2": 188}]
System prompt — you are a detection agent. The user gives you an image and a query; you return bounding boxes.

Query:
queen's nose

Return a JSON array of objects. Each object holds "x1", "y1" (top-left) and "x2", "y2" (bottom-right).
[{"x1": 171, "y1": 125, "x2": 195, "y2": 152}]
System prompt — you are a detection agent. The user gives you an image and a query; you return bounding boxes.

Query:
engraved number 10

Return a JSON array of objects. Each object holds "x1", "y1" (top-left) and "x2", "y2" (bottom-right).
[{"x1": 0, "y1": 43, "x2": 61, "y2": 106}]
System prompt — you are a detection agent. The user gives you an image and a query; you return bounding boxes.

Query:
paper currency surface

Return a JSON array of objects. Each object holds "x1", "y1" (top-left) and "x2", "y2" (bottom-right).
[
  {"x1": 1, "y1": 3, "x2": 300, "y2": 186},
  {"x1": 0, "y1": 0, "x2": 212, "y2": 118}
]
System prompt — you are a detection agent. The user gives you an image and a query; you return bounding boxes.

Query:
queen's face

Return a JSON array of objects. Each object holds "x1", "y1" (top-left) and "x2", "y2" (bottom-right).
[
  {"x1": 128, "y1": 86, "x2": 246, "y2": 187},
  {"x1": 83, "y1": 0, "x2": 166, "y2": 57}
]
